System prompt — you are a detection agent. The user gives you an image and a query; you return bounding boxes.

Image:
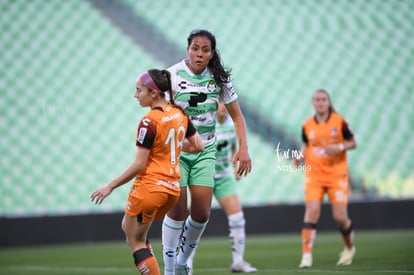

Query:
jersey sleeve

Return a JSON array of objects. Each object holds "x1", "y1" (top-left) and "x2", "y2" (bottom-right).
[
  {"x1": 341, "y1": 120, "x2": 354, "y2": 140},
  {"x1": 185, "y1": 118, "x2": 197, "y2": 138},
  {"x1": 302, "y1": 126, "x2": 308, "y2": 144},
  {"x1": 136, "y1": 116, "x2": 157, "y2": 149},
  {"x1": 219, "y1": 80, "x2": 238, "y2": 104}
]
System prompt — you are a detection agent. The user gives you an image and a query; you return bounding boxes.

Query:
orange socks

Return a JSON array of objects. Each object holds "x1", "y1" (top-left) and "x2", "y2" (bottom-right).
[
  {"x1": 146, "y1": 238, "x2": 154, "y2": 255},
  {"x1": 133, "y1": 248, "x2": 160, "y2": 275},
  {"x1": 340, "y1": 223, "x2": 354, "y2": 249},
  {"x1": 301, "y1": 222, "x2": 354, "y2": 257},
  {"x1": 301, "y1": 223, "x2": 317, "y2": 254}
]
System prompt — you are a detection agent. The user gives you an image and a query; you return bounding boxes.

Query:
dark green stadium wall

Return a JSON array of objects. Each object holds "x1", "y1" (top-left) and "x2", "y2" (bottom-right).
[{"x1": 1, "y1": 201, "x2": 414, "y2": 247}]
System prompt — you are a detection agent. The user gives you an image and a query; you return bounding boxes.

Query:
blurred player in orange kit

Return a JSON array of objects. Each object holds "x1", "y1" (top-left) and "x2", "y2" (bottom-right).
[
  {"x1": 293, "y1": 89, "x2": 357, "y2": 268},
  {"x1": 90, "y1": 69, "x2": 204, "y2": 275}
]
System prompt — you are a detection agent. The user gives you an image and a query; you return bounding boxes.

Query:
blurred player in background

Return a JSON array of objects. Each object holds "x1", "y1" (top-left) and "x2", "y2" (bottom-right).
[
  {"x1": 90, "y1": 69, "x2": 204, "y2": 275},
  {"x1": 293, "y1": 89, "x2": 357, "y2": 268},
  {"x1": 161, "y1": 29, "x2": 252, "y2": 275},
  {"x1": 186, "y1": 102, "x2": 257, "y2": 273}
]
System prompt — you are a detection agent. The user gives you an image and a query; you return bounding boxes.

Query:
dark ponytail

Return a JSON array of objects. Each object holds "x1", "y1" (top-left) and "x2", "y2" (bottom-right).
[
  {"x1": 147, "y1": 69, "x2": 185, "y2": 114},
  {"x1": 187, "y1": 29, "x2": 231, "y2": 89}
]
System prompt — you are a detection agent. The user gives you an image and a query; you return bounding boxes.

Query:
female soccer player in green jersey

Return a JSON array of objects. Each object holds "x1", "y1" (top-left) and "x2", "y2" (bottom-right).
[{"x1": 161, "y1": 30, "x2": 252, "y2": 275}]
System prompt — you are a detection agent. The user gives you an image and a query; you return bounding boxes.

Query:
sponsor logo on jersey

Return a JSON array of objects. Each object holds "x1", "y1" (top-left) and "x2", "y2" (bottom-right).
[
  {"x1": 161, "y1": 112, "x2": 182, "y2": 122},
  {"x1": 156, "y1": 180, "x2": 179, "y2": 189},
  {"x1": 178, "y1": 81, "x2": 206, "y2": 90},
  {"x1": 137, "y1": 127, "x2": 147, "y2": 144},
  {"x1": 190, "y1": 115, "x2": 207, "y2": 122},
  {"x1": 186, "y1": 107, "x2": 208, "y2": 115},
  {"x1": 309, "y1": 130, "x2": 315, "y2": 139},
  {"x1": 142, "y1": 118, "x2": 150, "y2": 126},
  {"x1": 178, "y1": 81, "x2": 187, "y2": 89}
]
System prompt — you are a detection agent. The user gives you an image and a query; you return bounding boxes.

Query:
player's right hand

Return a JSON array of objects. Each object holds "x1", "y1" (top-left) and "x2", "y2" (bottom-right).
[{"x1": 90, "y1": 185, "x2": 112, "y2": 205}]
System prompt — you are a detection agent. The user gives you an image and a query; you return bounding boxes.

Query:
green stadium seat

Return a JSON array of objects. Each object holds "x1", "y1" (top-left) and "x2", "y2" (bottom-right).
[{"x1": 1, "y1": 0, "x2": 413, "y2": 217}]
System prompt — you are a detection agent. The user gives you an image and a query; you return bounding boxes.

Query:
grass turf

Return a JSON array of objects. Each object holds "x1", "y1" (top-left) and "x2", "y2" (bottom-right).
[{"x1": 0, "y1": 229, "x2": 413, "y2": 274}]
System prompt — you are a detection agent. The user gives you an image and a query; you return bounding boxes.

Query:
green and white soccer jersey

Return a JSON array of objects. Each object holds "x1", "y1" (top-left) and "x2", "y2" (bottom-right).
[
  {"x1": 215, "y1": 116, "x2": 237, "y2": 179},
  {"x1": 168, "y1": 59, "x2": 238, "y2": 147}
]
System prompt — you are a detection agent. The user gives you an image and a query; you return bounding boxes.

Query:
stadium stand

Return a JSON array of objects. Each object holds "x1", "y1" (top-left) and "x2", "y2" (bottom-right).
[
  {"x1": 1, "y1": 0, "x2": 162, "y2": 216},
  {"x1": 1, "y1": 0, "x2": 413, "y2": 217},
  {"x1": 122, "y1": 0, "x2": 414, "y2": 200}
]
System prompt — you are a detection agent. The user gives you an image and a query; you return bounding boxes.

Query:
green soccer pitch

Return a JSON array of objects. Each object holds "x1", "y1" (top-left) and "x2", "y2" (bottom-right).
[{"x1": 1, "y1": 230, "x2": 413, "y2": 275}]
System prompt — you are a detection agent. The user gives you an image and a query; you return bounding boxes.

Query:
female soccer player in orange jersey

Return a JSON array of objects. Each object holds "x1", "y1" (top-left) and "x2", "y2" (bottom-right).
[
  {"x1": 293, "y1": 89, "x2": 357, "y2": 268},
  {"x1": 90, "y1": 69, "x2": 204, "y2": 275}
]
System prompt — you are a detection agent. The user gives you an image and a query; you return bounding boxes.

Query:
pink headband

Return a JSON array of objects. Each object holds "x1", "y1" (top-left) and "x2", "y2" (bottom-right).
[{"x1": 137, "y1": 71, "x2": 161, "y2": 92}]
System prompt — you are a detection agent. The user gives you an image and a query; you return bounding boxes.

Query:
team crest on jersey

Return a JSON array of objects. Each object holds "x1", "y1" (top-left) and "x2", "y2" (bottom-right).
[
  {"x1": 309, "y1": 131, "x2": 315, "y2": 139},
  {"x1": 330, "y1": 128, "x2": 338, "y2": 135},
  {"x1": 207, "y1": 80, "x2": 216, "y2": 92}
]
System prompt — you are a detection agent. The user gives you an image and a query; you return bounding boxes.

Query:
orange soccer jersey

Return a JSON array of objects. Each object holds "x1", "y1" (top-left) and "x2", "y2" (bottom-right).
[
  {"x1": 302, "y1": 112, "x2": 354, "y2": 204},
  {"x1": 125, "y1": 104, "x2": 196, "y2": 221},
  {"x1": 134, "y1": 103, "x2": 196, "y2": 194},
  {"x1": 302, "y1": 112, "x2": 354, "y2": 181}
]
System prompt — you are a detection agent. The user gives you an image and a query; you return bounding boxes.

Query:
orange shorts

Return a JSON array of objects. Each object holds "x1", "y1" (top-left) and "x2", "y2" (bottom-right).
[
  {"x1": 125, "y1": 183, "x2": 179, "y2": 223},
  {"x1": 304, "y1": 174, "x2": 349, "y2": 204}
]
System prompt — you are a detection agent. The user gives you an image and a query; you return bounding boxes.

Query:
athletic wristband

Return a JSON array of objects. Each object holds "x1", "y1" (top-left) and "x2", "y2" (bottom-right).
[{"x1": 338, "y1": 143, "x2": 345, "y2": 151}]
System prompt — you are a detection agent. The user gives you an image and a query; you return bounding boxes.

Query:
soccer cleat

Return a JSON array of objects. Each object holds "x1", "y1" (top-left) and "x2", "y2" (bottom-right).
[
  {"x1": 176, "y1": 264, "x2": 190, "y2": 275},
  {"x1": 230, "y1": 261, "x2": 258, "y2": 273},
  {"x1": 337, "y1": 246, "x2": 356, "y2": 266},
  {"x1": 299, "y1": 253, "x2": 312, "y2": 268}
]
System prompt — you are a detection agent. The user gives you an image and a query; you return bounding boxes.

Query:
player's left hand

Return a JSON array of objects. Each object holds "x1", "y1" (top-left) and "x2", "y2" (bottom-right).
[
  {"x1": 234, "y1": 167, "x2": 242, "y2": 181},
  {"x1": 233, "y1": 149, "x2": 252, "y2": 177}
]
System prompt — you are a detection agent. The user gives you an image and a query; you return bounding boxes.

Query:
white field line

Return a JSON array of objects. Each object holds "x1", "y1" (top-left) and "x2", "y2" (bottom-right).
[{"x1": 3, "y1": 265, "x2": 414, "y2": 274}]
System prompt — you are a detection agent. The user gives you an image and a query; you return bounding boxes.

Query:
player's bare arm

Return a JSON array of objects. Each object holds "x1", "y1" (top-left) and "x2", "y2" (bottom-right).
[
  {"x1": 182, "y1": 132, "x2": 204, "y2": 153},
  {"x1": 90, "y1": 148, "x2": 150, "y2": 204},
  {"x1": 325, "y1": 138, "x2": 357, "y2": 155},
  {"x1": 292, "y1": 145, "x2": 307, "y2": 166},
  {"x1": 225, "y1": 100, "x2": 251, "y2": 177}
]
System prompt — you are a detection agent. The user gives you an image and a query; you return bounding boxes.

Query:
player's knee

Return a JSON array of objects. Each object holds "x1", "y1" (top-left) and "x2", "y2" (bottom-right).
[
  {"x1": 167, "y1": 203, "x2": 188, "y2": 221},
  {"x1": 121, "y1": 220, "x2": 126, "y2": 233},
  {"x1": 305, "y1": 208, "x2": 320, "y2": 221},
  {"x1": 332, "y1": 213, "x2": 349, "y2": 226},
  {"x1": 192, "y1": 212, "x2": 210, "y2": 223},
  {"x1": 228, "y1": 212, "x2": 245, "y2": 228},
  {"x1": 190, "y1": 206, "x2": 211, "y2": 223}
]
